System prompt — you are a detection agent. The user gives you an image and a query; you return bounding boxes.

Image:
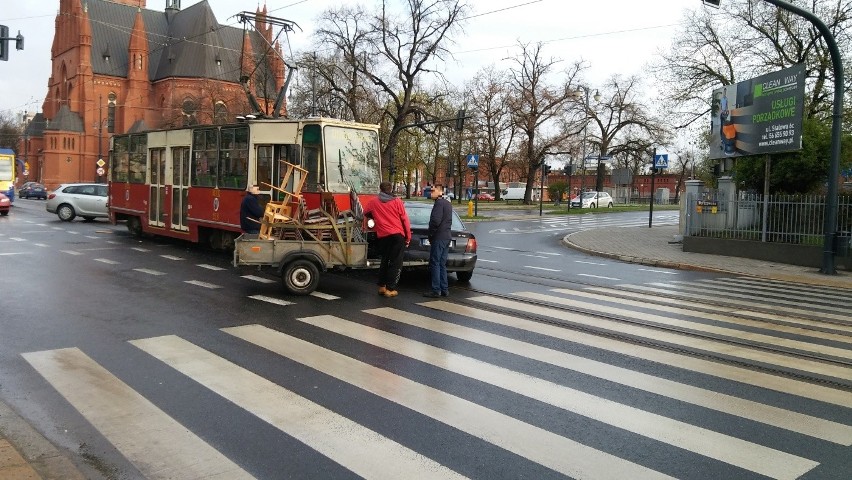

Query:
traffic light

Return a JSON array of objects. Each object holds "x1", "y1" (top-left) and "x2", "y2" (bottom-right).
[
  {"x1": 563, "y1": 164, "x2": 573, "y2": 175},
  {"x1": 543, "y1": 164, "x2": 552, "y2": 175},
  {"x1": 15, "y1": 31, "x2": 23, "y2": 51},
  {"x1": 0, "y1": 25, "x2": 8, "y2": 61},
  {"x1": 454, "y1": 109, "x2": 465, "y2": 131}
]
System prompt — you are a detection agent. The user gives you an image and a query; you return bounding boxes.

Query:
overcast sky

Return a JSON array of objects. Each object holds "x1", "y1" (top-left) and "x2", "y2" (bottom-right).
[{"x1": 0, "y1": 0, "x2": 701, "y2": 120}]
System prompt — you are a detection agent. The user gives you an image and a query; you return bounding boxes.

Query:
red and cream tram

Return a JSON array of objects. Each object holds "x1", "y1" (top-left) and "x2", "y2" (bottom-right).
[{"x1": 108, "y1": 117, "x2": 382, "y2": 249}]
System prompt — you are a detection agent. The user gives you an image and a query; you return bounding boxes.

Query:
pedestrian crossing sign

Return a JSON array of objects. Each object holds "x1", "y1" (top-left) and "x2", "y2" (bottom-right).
[
  {"x1": 654, "y1": 154, "x2": 669, "y2": 168},
  {"x1": 466, "y1": 154, "x2": 479, "y2": 168}
]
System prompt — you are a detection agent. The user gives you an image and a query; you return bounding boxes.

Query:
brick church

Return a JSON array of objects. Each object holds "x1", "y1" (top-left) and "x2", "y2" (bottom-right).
[{"x1": 20, "y1": 0, "x2": 287, "y2": 189}]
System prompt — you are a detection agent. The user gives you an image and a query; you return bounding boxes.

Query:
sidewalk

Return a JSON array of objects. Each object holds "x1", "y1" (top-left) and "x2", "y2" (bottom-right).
[
  {"x1": 563, "y1": 224, "x2": 852, "y2": 289},
  {"x1": 0, "y1": 400, "x2": 86, "y2": 480}
]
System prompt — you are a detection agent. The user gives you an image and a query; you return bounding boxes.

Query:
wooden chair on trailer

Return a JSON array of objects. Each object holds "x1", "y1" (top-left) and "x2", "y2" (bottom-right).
[{"x1": 258, "y1": 161, "x2": 308, "y2": 239}]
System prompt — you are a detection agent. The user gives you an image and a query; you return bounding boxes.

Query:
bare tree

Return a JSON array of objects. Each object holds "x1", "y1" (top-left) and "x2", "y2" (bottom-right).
[
  {"x1": 506, "y1": 41, "x2": 584, "y2": 204},
  {"x1": 466, "y1": 66, "x2": 516, "y2": 200},
  {"x1": 650, "y1": 0, "x2": 852, "y2": 129},
  {"x1": 582, "y1": 75, "x2": 669, "y2": 192}
]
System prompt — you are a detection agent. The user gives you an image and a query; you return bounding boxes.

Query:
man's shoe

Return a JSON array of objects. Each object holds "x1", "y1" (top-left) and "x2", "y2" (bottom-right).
[
  {"x1": 382, "y1": 289, "x2": 398, "y2": 297},
  {"x1": 440, "y1": 291, "x2": 449, "y2": 297},
  {"x1": 378, "y1": 286, "x2": 387, "y2": 295},
  {"x1": 422, "y1": 291, "x2": 441, "y2": 298}
]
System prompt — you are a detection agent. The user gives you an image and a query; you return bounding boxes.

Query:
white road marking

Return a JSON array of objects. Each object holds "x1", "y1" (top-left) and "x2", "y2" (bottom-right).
[
  {"x1": 197, "y1": 263, "x2": 225, "y2": 271},
  {"x1": 242, "y1": 275, "x2": 276, "y2": 284},
  {"x1": 133, "y1": 268, "x2": 165, "y2": 276},
  {"x1": 22, "y1": 348, "x2": 255, "y2": 480},
  {"x1": 637, "y1": 268, "x2": 678, "y2": 274},
  {"x1": 248, "y1": 295, "x2": 293, "y2": 306},
  {"x1": 184, "y1": 280, "x2": 221, "y2": 289},
  {"x1": 534, "y1": 251, "x2": 561, "y2": 256},
  {"x1": 225, "y1": 324, "x2": 673, "y2": 480},
  {"x1": 577, "y1": 273, "x2": 619, "y2": 280},
  {"x1": 132, "y1": 335, "x2": 464, "y2": 480},
  {"x1": 520, "y1": 254, "x2": 548, "y2": 258},
  {"x1": 476, "y1": 259, "x2": 498, "y2": 263},
  {"x1": 61, "y1": 250, "x2": 83, "y2": 255},
  {"x1": 524, "y1": 266, "x2": 560, "y2": 272},
  {"x1": 0, "y1": 252, "x2": 29, "y2": 256},
  {"x1": 94, "y1": 258, "x2": 119, "y2": 265},
  {"x1": 310, "y1": 291, "x2": 340, "y2": 300},
  {"x1": 131, "y1": 247, "x2": 150, "y2": 252},
  {"x1": 574, "y1": 260, "x2": 606, "y2": 266},
  {"x1": 160, "y1": 255, "x2": 184, "y2": 261},
  {"x1": 371, "y1": 306, "x2": 852, "y2": 446}
]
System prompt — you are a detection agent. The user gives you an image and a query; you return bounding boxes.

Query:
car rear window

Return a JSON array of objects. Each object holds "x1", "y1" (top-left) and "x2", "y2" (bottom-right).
[{"x1": 405, "y1": 204, "x2": 465, "y2": 230}]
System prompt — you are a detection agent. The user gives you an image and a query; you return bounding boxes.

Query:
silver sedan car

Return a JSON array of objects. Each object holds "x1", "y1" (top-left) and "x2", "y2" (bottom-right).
[{"x1": 46, "y1": 183, "x2": 109, "y2": 221}]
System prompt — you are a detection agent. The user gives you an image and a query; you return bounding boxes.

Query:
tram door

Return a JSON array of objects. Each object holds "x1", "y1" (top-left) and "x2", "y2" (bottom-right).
[
  {"x1": 257, "y1": 144, "x2": 300, "y2": 202},
  {"x1": 148, "y1": 148, "x2": 167, "y2": 227},
  {"x1": 170, "y1": 147, "x2": 190, "y2": 231}
]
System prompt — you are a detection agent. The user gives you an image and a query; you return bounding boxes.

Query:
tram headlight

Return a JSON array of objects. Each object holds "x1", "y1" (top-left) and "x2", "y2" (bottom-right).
[{"x1": 366, "y1": 218, "x2": 375, "y2": 229}]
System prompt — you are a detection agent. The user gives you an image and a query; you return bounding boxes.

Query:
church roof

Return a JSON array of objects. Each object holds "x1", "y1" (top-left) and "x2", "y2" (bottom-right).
[
  {"x1": 45, "y1": 105, "x2": 84, "y2": 132},
  {"x1": 86, "y1": 0, "x2": 273, "y2": 87},
  {"x1": 24, "y1": 113, "x2": 47, "y2": 136}
]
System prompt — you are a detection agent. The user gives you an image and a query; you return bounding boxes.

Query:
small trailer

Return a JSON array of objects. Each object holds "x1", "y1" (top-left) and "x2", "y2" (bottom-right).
[{"x1": 233, "y1": 207, "x2": 370, "y2": 295}]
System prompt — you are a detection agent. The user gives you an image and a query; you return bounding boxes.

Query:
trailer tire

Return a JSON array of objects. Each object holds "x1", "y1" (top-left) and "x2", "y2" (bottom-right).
[{"x1": 282, "y1": 259, "x2": 320, "y2": 295}]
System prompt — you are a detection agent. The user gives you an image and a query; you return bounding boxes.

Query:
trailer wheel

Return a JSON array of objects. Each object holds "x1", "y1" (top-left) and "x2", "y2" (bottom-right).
[{"x1": 282, "y1": 259, "x2": 320, "y2": 295}]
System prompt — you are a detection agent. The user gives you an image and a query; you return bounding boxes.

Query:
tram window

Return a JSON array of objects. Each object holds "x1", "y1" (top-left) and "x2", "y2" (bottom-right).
[
  {"x1": 256, "y1": 146, "x2": 273, "y2": 188},
  {"x1": 111, "y1": 136, "x2": 129, "y2": 182},
  {"x1": 128, "y1": 134, "x2": 147, "y2": 184},
  {"x1": 323, "y1": 126, "x2": 381, "y2": 193},
  {"x1": 192, "y1": 128, "x2": 218, "y2": 187},
  {"x1": 218, "y1": 127, "x2": 249, "y2": 189},
  {"x1": 302, "y1": 146, "x2": 322, "y2": 192}
]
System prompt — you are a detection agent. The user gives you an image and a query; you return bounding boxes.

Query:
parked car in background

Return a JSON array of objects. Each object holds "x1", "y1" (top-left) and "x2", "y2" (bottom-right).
[
  {"x1": 570, "y1": 191, "x2": 613, "y2": 209},
  {"x1": 18, "y1": 182, "x2": 48, "y2": 200},
  {"x1": 0, "y1": 192, "x2": 10, "y2": 216},
  {"x1": 46, "y1": 183, "x2": 109, "y2": 221},
  {"x1": 475, "y1": 192, "x2": 494, "y2": 201}
]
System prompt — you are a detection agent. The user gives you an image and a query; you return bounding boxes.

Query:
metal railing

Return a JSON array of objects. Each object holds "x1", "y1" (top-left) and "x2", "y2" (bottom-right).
[{"x1": 685, "y1": 193, "x2": 852, "y2": 246}]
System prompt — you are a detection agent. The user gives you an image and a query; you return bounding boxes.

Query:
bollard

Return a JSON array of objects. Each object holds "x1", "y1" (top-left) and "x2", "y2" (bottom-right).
[{"x1": 467, "y1": 200, "x2": 473, "y2": 217}]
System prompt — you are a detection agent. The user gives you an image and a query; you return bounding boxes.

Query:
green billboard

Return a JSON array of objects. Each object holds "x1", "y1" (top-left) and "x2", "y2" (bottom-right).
[{"x1": 710, "y1": 64, "x2": 805, "y2": 159}]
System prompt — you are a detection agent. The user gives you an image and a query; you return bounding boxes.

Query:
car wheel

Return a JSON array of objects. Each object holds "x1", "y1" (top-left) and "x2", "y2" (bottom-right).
[
  {"x1": 57, "y1": 204, "x2": 76, "y2": 222},
  {"x1": 282, "y1": 259, "x2": 320, "y2": 295},
  {"x1": 20, "y1": 194, "x2": 27, "y2": 199},
  {"x1": 590, "y1": 203, "x2": 596, "y2": 209},
  {"x1": 0, "y1": 210, "x2": 8, "y2": 216},
  {"x1": 456, "y1": 270, "x2": 473, "y2": 282},
  {"x1": 607, "y1": 202, "x2": 613, "y2": 208}
]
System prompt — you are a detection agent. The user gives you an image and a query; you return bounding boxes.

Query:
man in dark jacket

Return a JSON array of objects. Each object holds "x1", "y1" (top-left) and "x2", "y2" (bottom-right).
[
  {"x1": 240, "y1": 185, "x2": 264, "y2": 234},
  {"x1": 424, "y1": 184, "x2": 452, "y2": 298},
  {"x1": 363, "y1": 181, "x2": 411, "y2": 297}
]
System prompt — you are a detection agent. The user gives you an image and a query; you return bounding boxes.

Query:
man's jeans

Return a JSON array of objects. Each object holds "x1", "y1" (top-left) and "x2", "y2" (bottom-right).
[{"x1": 429, "y1": 238, "x2": 450, "y2": 294}]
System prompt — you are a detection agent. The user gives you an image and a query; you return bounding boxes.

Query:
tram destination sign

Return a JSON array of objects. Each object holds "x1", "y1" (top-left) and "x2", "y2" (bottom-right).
[{"x1": 709, "y1": 64, "x2": 804, "y2": 159}]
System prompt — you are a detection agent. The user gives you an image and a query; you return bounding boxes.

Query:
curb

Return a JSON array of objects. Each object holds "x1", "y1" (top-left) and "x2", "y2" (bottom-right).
[{"x1": 0, "y1": 400, "x2": 86, "y2": 480}]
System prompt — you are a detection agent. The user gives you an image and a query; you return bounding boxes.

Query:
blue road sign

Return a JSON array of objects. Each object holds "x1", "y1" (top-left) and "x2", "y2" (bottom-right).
[
  {"x1": 654, "y1": 154, "x2": 669, "y2": 168},
  {"x1": 466, "y1": 154, "x2": 479, "y2": 168}
]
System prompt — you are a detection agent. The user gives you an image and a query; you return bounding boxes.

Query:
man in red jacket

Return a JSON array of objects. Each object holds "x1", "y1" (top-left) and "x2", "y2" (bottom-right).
[{"x1": 363, "y1": 181, "x2": 411, "y2": 297}]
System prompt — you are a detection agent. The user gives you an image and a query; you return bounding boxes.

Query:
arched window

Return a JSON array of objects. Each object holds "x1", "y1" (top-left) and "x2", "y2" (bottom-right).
[
  {"x1": 181, "y1": 97, "x2": 197, "y2": 126},
  {"x1": 213, "y1": 101, "x2": 228, "y2": 125},
  {"x1": 107, "y1": 92, "x2": 116, "y2": 133}
]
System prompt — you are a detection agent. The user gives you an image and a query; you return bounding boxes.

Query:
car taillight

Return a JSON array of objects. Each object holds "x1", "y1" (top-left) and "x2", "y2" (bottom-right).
[
  {"x1": 465, "y1": 237, "x2": 477, "y2": 253},
  {"x1": 48, "y1": 193, "x2": 56, "y2": 199}
]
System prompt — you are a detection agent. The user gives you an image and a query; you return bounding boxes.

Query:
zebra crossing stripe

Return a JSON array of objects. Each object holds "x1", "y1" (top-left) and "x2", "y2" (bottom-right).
[
  {"x1": 512, "y1": 292, "x2": 852, "y2": 379},
  {"x1": 223, "y1": 324, "x2": 674, "y2": 480},
  {"x1": 310, "y1": 291, "x2": 340, "y2": 300},
  {"x1": 248, "y1": 295, "x2": 293, "y2": 306},
  {"x1": 22, "y1": 347, "x2": 254, "y2": 480},
  {"x1": 642, "y1": 283, "x2": 852, "y2": 322},
  {"x1": 567, "y1": 288, "x2": 852, "y2": 345},
  {"x1": 130, "y1": 335, "x2": 463, "y2": 480},
  {"x1": 686, "y1": 278, "x2": 842, "y2": 302},
  {"x1": 241, "y1": 275, "x2": 276, "y2": 284},
  {"x1": 294, "y1": 313, "x2": 823, "y2": 477},
  {"x1": 583, "y1": 286, "x2": 852, "y2": 336},
  {"x1": 133, "y1": 268, "x2": 166, "y2": 276},
  {"x1": 365, "y1": 307, "x2": 852, "y2": 445},
  {"x1": 422, "y1": 300, "x2": 852, "y2": 408},
  {"x1": 659, "y1": 281, "x2": 852, "y2": 314},
  {"x1": 184, "y1": 280, "x2": 222, "y2": 289}
]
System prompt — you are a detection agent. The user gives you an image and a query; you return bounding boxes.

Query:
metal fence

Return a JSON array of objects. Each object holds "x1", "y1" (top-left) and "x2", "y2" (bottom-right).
[{"x1": 685, "y1": 193, "x2": 852, "y2": 246}]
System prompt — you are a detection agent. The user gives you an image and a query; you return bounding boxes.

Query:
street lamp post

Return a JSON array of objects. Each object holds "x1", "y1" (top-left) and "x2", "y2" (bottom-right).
[{"x1": 575, "y1": 86, "x2": 600, "y2": 195}]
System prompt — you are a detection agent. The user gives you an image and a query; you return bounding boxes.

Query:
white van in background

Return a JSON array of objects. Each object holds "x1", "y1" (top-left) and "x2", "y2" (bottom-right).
[{"x1": 502, "y1": 187, "x2": 539, "y2": 202}]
